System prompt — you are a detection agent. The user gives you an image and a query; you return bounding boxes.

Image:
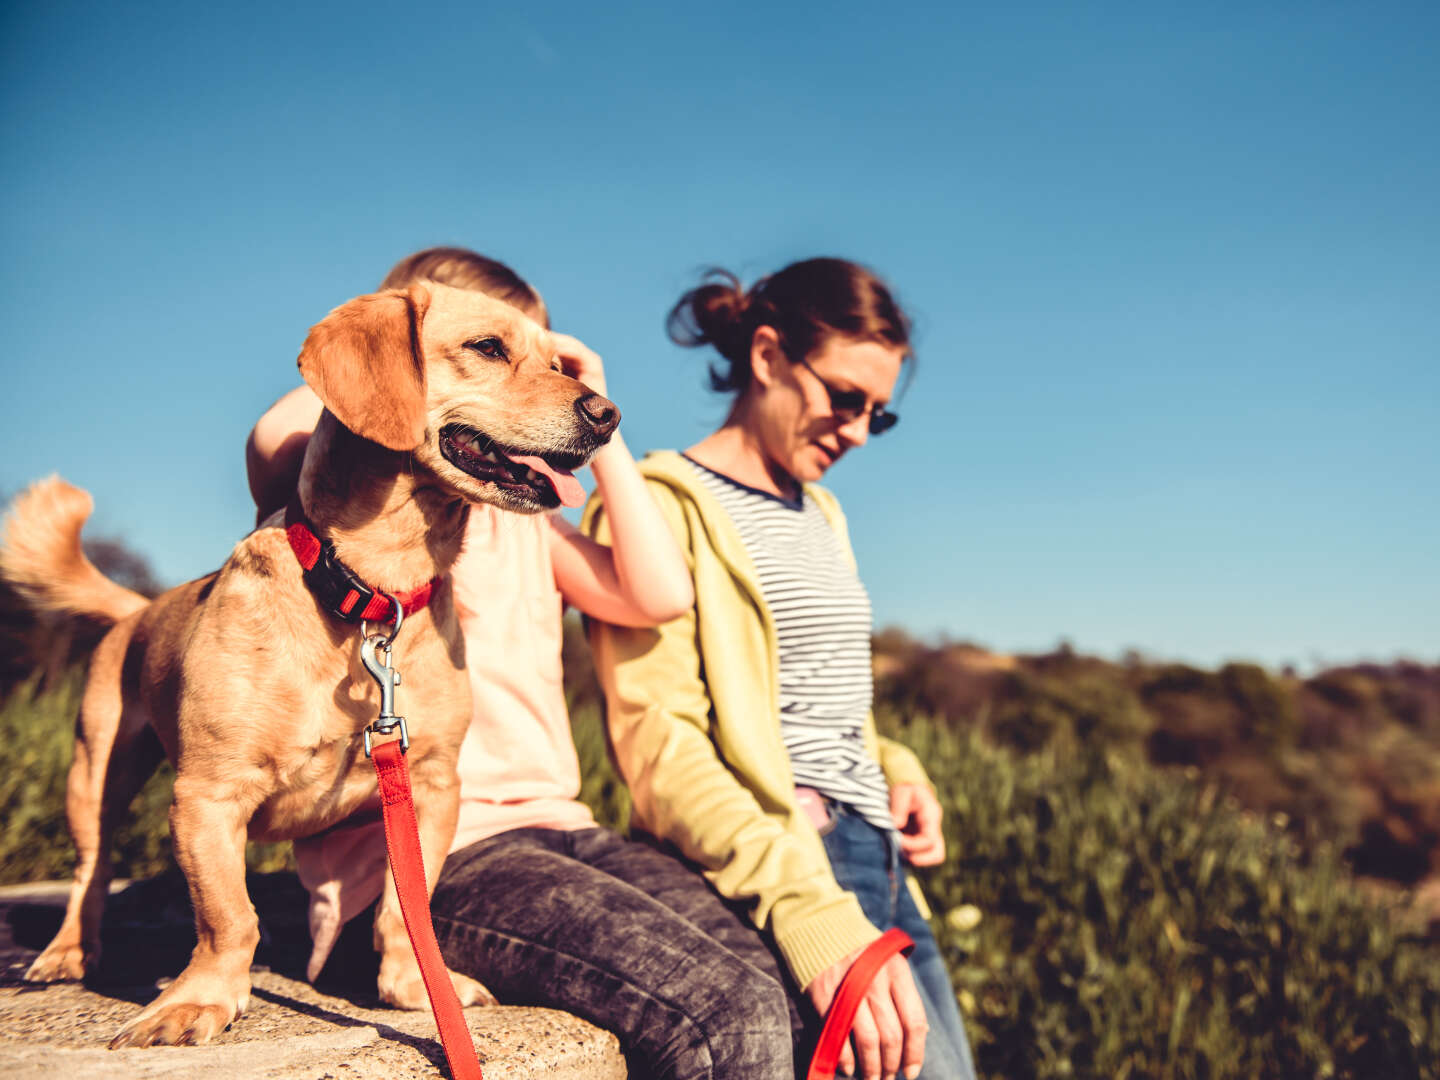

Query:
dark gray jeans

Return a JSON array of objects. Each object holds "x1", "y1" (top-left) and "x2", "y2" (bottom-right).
[{"x1": 431, "y1": 826, "x2": 802, "y2": 1080}]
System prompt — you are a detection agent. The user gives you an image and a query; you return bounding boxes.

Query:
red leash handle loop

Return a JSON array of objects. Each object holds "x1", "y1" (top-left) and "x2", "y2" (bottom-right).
[
  {"x1": 806, "y1": 928, "x2": 916, "y2": 1080},
  {"x1": 372, "y1": 740, "x2": 483, "y2": 1080}
]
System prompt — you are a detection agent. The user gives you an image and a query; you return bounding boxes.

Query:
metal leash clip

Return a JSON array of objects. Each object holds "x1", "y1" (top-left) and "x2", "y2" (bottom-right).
[{"x1": 360, "y1": 593, "x2": 409, "y2": 758}]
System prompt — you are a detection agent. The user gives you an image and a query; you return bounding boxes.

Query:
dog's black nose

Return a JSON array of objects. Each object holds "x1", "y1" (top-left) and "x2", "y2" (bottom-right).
[{"x1": 575, "y1": 393, "x2": 620, "y2": 440}]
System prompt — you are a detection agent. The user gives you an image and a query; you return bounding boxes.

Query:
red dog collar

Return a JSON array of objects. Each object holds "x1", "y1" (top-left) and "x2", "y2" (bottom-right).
[{"x1": 285, "y1": 499, "x2": 439, "y2": 624}]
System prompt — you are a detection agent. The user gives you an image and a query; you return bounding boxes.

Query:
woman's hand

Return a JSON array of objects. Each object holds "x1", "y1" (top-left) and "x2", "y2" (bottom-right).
[
  {"x1": 550, "y1": 331, "x2": 607, "y2": 399},
  {"x1": 891, "y1": 783, "x2": 945, "y2": 867},
  {"x1": 807, "y1": 948, "x2": 928, "y2": 1080}
]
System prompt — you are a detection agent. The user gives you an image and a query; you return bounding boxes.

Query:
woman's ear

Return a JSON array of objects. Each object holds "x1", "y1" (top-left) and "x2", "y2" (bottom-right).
[
  {"x1": 296, "y1": 285, "x2": 433, "y2": 451},
  {"x1": 749, "y1": 325, "x2": 787, "y2": 389}
]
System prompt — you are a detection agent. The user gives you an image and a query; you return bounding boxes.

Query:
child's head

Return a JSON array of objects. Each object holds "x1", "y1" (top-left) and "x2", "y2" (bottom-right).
[{"x1": 379, "y1": 246, "x2": 548, "y2": 328}]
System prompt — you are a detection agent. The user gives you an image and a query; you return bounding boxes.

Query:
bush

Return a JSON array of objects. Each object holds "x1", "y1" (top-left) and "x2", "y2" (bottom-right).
[
  {"x1": 0, "y1": 665, "x2": 289, "y2": 883},
  {"x1": 571, "y1": 700, "x2": 629, "y2": 834},
  {"x1": 990, "y1": 670, "x2": 1153, "y2": 755},
  {"x1": 0, "y1": 666, "x2": 173, "y2": 882},
  {"x1": 884, "y1": 712, "x2": 1440, "y2": 1078}
]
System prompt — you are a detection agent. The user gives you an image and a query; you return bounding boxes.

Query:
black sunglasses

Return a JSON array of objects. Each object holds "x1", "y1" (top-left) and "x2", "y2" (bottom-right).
[{"x1": 795, "y1": 356, "x2": 900, "y2": 435}]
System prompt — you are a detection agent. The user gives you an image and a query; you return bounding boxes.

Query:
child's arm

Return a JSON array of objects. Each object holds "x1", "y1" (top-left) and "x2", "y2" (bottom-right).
[
  {"x1": 246, "y1": 385, "x2": 323, "y2": 522},
  {"x1": 546, "y1": 334, "x2": 694, "y2": 627}
]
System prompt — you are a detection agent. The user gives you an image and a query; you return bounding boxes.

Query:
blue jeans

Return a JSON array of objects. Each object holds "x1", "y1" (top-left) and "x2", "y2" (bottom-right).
[{"x1": 820, "y1": 805, "x2": 979, "y2": 1080}]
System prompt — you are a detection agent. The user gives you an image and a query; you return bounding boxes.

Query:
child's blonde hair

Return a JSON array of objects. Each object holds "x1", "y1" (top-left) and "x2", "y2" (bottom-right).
[{"x1": 380, "y1": 246, "x2": 548, "y2": 327}]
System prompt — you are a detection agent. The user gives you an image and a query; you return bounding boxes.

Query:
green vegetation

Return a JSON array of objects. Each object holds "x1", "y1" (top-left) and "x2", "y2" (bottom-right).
[
  {"x1": 0, "y1": 664, "x2": 291, "y2": 881},
  {"x1": 0, "y1": 666, "x2": 174, "y2": 881},
  {"x1": 570, "y1": 699, "x2": 630, "y2": 834},
  {"x1": 4, "y1": 626, "x2": 1438, "y2": 1075},
  {"x1": 880, "y1": 712, "x2": 1440, "y2": 1079}
]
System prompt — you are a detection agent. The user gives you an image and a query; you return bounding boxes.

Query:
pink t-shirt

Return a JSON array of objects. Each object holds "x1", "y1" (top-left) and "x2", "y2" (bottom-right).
[{"x1": 293, "y1": 506, "x2": 596, "y2": 979}]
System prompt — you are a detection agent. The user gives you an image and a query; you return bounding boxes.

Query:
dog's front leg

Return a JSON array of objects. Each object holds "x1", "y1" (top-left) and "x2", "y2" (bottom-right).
[
  {"x1": 110, "y1": 776, "x2": 260, "y2": 1048},
  {"x1": 374, "y1": 758, "x2": 495, "y2": 1010}
]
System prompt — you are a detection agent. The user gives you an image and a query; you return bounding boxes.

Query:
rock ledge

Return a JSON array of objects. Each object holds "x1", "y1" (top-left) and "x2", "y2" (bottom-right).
[{"x1": 0, "y1": 881, "x2": 627, "y2": 1079}]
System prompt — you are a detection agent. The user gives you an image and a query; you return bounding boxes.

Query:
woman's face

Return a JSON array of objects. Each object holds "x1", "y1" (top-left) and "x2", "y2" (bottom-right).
[{"x1": 751, "y1": 330, "x2": 906, "y2": 486}]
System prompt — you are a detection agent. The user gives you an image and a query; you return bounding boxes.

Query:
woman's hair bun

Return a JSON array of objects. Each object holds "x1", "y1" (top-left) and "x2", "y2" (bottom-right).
[{"x1": 666, "y1": 269, "x2": 755, "y2": 393}]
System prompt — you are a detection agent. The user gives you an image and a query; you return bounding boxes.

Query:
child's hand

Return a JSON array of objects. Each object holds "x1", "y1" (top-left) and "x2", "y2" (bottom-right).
[{"x1": 550, "y1": 332, "x2": 607, "y2": 399}]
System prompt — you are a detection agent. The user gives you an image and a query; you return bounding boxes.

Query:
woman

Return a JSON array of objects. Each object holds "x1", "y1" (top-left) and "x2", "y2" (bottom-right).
[
  {"x1": 583, "y1": 258, "x2": 978, "y2": 1080},
  {"x1": 248, "y1": 246, "x2": 800, "y2": 1080}
]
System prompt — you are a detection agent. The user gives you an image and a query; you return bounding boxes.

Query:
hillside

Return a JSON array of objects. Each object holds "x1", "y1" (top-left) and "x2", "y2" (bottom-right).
[{"x1": 871, "y1": 630, "x2": 1440, "y2": 927}]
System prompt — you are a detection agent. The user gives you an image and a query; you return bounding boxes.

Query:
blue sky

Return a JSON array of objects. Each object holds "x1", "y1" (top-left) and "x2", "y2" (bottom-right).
[{"x1": 2, "y1": 2, "x2": 1436, "y2": 669}]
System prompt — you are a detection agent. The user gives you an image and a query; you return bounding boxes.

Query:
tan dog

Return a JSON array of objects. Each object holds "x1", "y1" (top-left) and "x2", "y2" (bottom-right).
[{"x1": 1, "y1": 282, "x2": 618, "y2": 1048}]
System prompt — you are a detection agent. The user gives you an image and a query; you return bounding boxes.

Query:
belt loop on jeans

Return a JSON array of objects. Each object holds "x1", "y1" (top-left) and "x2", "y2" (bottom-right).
[{"x1": 885, "y1": 821, "x2": 904, "y2": 876}]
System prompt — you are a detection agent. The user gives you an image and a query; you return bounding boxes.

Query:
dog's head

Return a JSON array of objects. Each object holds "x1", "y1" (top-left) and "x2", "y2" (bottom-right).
[{"x1": 297, "y1": 283, "x2": 618, "y2": 513}]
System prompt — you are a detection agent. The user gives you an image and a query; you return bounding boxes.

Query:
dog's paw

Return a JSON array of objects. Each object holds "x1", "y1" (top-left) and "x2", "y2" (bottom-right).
[
  {"x1": 377, "y1": 964, "x2": 429, "y2": 1010},
  {"x1": 24, "y1": 943, "x2": 88, "y2": 983},
  {"x1": 107, "y1": 966, "x2": 250, "y2": 1049},
  {"x1": 377, "y1": 963, "x2": 496, "y2": 1010},
  {"x1": 108, "y1": 1001, "x2": 236, "y2": 1049},
  {"x1": 451, "y1": 970, "x2": 497, "y2": 1007}
]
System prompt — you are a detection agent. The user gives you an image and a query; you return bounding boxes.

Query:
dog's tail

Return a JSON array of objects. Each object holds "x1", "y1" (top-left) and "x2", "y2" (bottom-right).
[{"x1": 1, "y1": 477, "x2": 150, "y2": 625}]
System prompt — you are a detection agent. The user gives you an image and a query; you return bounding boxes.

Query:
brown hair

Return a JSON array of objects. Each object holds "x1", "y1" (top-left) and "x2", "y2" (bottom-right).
[
  {"x1": 666, "y1": 257, "x2": 911, "y2": 394},
  {"x1": 379, "y1": 246, "x2": 548, "y2": 327}
]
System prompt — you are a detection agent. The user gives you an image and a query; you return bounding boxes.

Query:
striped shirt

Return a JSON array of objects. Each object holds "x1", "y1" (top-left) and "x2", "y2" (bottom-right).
[{"x1": 686, "y1": 457, "x2": 895, "y2": 834}]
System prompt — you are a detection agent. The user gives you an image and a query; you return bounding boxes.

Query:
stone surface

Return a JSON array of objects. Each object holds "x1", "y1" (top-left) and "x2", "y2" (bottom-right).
[{"x1": 0, "y1": 881, "x2": 627, "y2": 1079}]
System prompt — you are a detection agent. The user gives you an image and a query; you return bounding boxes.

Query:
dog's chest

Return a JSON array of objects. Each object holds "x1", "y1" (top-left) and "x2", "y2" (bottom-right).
[
  {"x1": 249, "y1": 736, "x2": 374, "y2": 840},
  {"x1": 246, "y1": 634, "x2": 470, "y2": 842}
]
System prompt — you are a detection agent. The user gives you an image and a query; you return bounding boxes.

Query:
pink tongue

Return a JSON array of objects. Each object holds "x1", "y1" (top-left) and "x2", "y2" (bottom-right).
[{"x1": 510, "y1": 454, "x2": 585, "y2": 507}]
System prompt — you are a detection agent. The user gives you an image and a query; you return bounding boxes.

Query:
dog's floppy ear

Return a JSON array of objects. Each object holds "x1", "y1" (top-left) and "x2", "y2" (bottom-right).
[{"x1": 296, "y1": 286, "x2": 433, "y2": 451}]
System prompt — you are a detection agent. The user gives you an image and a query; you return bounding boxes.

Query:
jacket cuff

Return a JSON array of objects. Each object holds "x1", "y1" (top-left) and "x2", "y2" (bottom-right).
[
  {"x1": 879, "y1": 739, "x2": 933, "y2": 791},
  {"x1": 773, "y1": 894, "x2": 882, "y2": 990}
]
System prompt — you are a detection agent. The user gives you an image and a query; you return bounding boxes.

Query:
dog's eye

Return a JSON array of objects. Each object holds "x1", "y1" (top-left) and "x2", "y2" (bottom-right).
[{"x1": 465, "y1": 338, "x2": 507, "y2": 360}]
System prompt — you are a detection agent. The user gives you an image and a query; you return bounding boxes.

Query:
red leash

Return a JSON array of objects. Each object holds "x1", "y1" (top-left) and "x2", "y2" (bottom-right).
[
  {"x1": 372, "y1": 738, "x2": 484, "y2": 1080},
  {"x1": 355, "y1": 597, "x2": 482, "y2": 1080},
  {"x1": 806, "y1": 928, "x2": 916, "y2": 1080},
  {"x1": 286, "y1": 517, "x2": 474, "y2": 1078}
]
